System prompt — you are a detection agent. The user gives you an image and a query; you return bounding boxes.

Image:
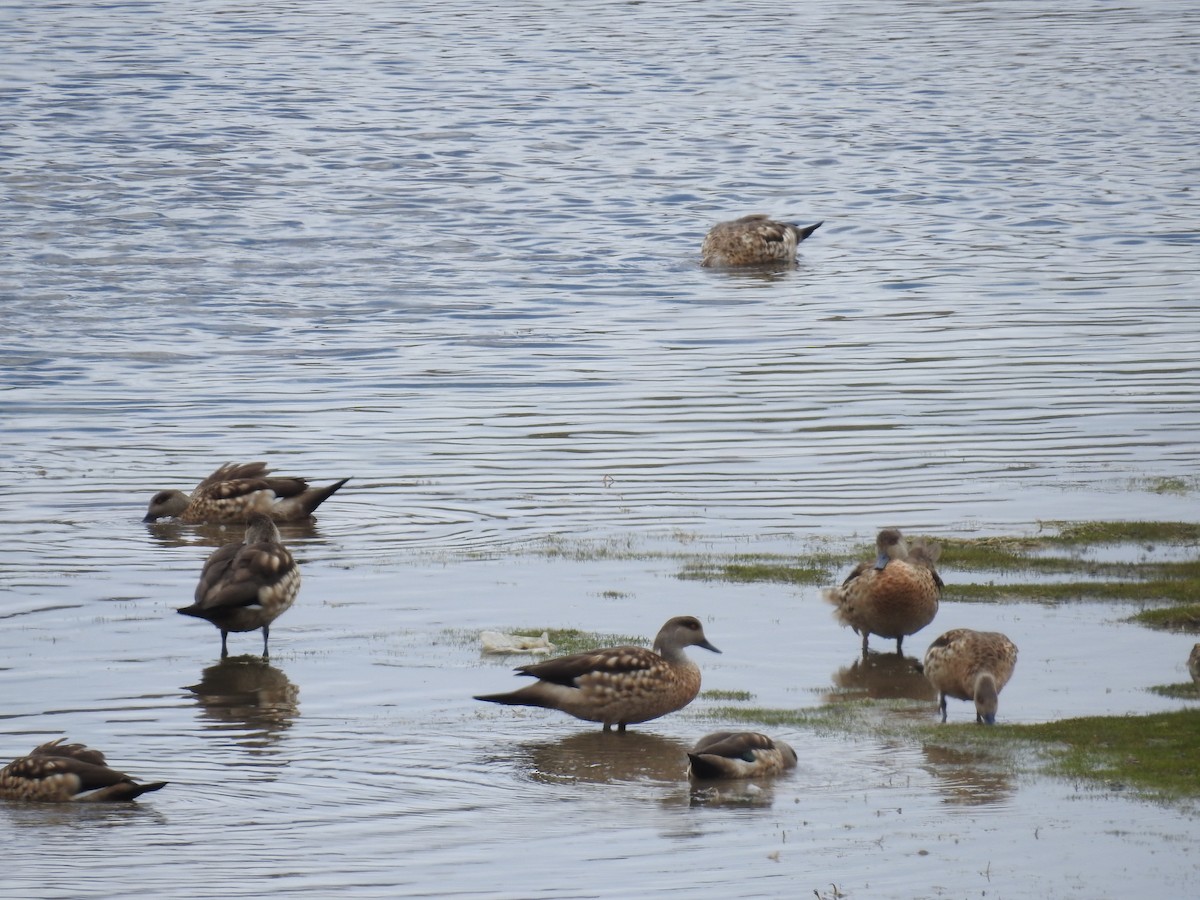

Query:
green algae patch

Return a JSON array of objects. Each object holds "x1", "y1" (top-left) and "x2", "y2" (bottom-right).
[
  {"x1": 700, "y1": 703, "x2": 868, "y2": 731},
  {"x1": 695, "y1": 696, "x2": 1200, "y2": 801},
  {"x1": 947, "y1": 578, "x2": 1200, "y2": 605},
  {"x1": 1043, "y1": 520, "x2": 1200, "y2": 545},
  {"x1": 997, "y1": 710, "x2": 1200, "y2": 800},
  {"x1": 1148, "y1": 682, "x2": 1200, "y2": 700},
  {"x1": 700, "y1": 689, "x2": 755, "y2": 702},
  {"x1": 678, "y1": 557, "x2": 832, "y2": 586},
  {"x1": 1128, "y1": 603, "x2": 1200, "y2": 633}
]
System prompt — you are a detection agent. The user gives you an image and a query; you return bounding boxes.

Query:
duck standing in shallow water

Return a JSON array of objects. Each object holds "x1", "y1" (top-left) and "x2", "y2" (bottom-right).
[
  {"x1": 700, "y1": 215, "x2": 822, "y2": 267},
  {"x1": 474, "y1": 616, "x2": 720, "y2": 732},
  {"x1": 178, "y1": 514, "x2": 300, "y2": 659},
  {"x1": 0, "y1": 739, "x2": 166, "y2": 802},
  {"x1": 143, "y1": 461, "x2": 349, "y2": 523},
  {"x1": 687, "y1": 731, "x2": 797, "y2": 779},
  {"x1": 922, "y1": 628, "x2": 1018, "y2": 724},
  {"x1": 822, "y1": 528, "x2": 943, "y2": 656},
  {"x1": 1189, "y1": 643, "x2": 1200, "y2": 686}
]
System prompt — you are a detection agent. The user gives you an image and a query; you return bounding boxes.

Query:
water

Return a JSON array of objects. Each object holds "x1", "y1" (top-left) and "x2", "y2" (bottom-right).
[{"x1": 2, "y1": 1, "x2": 1199, "y2": 897}]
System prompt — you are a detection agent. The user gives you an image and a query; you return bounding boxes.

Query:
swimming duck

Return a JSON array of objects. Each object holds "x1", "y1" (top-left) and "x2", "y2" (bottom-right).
[
  {"x1": 178, "y1": 514, "x2": 300, "y2": 658},
  {"x1": 0, "y1": 739, "x2": 166, "y2": 802},
  {"x1": 687, "y1": 731, "x2": 797, "y2": 779},
  {"x1": 822, "y1": 529, "x2": 943, "y2": 656},
  {"x1": 474, "y1": 616, "x2": 721, "y2": 731},
  {"x1": 700, "y1": 215, "x2": 822, "y2": 267},
  {"x1": 1189, "y1": 643, "x2": 1200, "y2": 686},
  {"x1": 922, "y1": 628, "x2": 1018, "y2": 725},
  {"x1": 143, "y1": 461, "x2": 349, "y2": 523}
]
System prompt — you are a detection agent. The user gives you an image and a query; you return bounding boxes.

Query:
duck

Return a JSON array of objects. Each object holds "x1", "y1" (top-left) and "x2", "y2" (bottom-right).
[
  {"x1": 1189, "y1": 643, "x2": 1200, "y2": 686},
  {"x1": 700, "y1": 215, "x2": 822, "y2": 267},
  {"x1": 0, "y1": 739, "x2": 166, "y2": 802},
  {"x1": 922, "y1": 628, "x2": 1018, "y2": 724},
  {"x1": 143, "y1": 461, "x2": 349, "y2": 523},
  {"x1": 474, "y1": 616, "x2": 721, "y2": 731},
  {"x1": 687, "y1": 731, "x2": 797, "y2": 779},
  {"x1": 822, "y1": 529, "x2": 943, "y2": 656},
  {"x1": 178, "y1": 514, "x2": 300, "y2": 659}
]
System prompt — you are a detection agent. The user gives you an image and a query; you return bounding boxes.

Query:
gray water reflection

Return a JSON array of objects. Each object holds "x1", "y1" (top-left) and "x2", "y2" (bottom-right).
[
  {"x1": 185, "y1": 657, "x2": 300, "y2": 747},
  {"x1": 500, "y1": 729, "x2": 690, "y2": 786},
  {"x1": 828, "y1": 652, "x2": 939, "y2": 703}
]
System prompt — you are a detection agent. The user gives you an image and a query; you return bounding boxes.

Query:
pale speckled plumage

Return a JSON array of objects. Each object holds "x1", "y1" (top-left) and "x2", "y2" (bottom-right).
[
  {"x1": 822, "y1": 529, "x2": 943, "y2": 655},
  {"x1": 700, "y1": 215, "x2": 822, "y2": 267},
  {"x1": 923, "y1": 628, "x2": 1018, "y2": 725},
  {"x1": 143, "y1": 461, "x2": 349, "y2": 523},
  {"x1": 0, "y1": 739, "x2": 166, "y2": 803},
  {"x1": 1189, "y1": 643, "x2": 1200, "y2": 686},
  {"x1": 178, "y1": 514, "x2": 300, "y2": 658},
  {"x1": 474, "y1": 616, "x2": 721, "y2": 731},
  {"x1": 687, "y1": 731, "x2": 797, "y2": 779}
]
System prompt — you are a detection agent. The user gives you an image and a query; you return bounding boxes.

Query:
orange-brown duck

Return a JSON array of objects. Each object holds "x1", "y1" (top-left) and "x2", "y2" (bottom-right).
[
  {"x1": 922, "y1": 628, "x2": 1018, "y2": 725},
  {"x1": 822, "y1": 529, "x2": 942, "y2": 655}
]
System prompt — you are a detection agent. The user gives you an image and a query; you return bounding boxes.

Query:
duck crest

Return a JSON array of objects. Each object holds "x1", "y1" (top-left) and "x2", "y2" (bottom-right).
[
  {"x1": 0, "y1": 739, "x2": 166, "y2": 803},
  {"x1": 474, "y1": 616, "x2": 720, "y2": 732},
  {"x1": 178, "y1": 514, "x2": 301, "y2": 659},
  {"x1": 144, "y1": 461, "x2": 349, "y2": 523},
  {"x1": 700, "y1": 215, "x2": 822, "y2": 268},
  {"x1": 823, "y1": 529, "x2": 942, "y2": 655},
  {"x1": 923, "y1": 628, "x2": 1018, "y2": 724}
]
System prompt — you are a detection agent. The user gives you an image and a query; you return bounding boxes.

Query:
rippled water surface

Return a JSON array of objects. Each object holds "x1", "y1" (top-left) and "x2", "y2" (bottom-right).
[{"x1": 2, "y1": 1, "x2": 1199, "y2": 897}]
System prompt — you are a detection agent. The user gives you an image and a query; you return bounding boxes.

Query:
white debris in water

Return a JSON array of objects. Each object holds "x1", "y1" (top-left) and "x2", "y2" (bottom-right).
[{"x1": 480, "y1": 631, "x2": 556, "y2": 655}]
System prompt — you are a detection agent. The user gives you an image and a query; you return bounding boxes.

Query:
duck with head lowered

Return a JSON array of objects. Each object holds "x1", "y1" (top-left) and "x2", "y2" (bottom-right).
[{"x1": 144, "y1": 461, "x2": 348, "y2": 524}]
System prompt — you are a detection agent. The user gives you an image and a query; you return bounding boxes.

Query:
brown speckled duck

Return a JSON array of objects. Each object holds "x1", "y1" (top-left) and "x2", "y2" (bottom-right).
[
  {"x1": 687, "y1": 731, "x2": 797, "y2": 779},
  {"x1": 922, "y1": 628, "x2": 1018, "y2": 725},
  {"x1": 143, "y1": 461, "x2": 349, "y2": 523},
  {"x1": 700, "y1": 215, "x2": 822, "y2": 267},
  {"x1": 1188, "y1": 643, "x2": 1200, "y2": 686},
  {"x1": 178, "y1": 514, "x2": 300, "y2": 658},
  {"x1": 474, "y1": 616, "x2": 721, "y2": 731},
  {"x1": 0, "y1": 739, "x2": 166, "y2": 803},
  {"x1": 822, "y1": 529, "x2": 943, "y2": 656}
]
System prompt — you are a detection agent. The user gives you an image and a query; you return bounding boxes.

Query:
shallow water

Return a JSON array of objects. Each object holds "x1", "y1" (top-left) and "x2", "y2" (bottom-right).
[{"x1": 2, "y1": 1, "x2": 1199, "y2": 897}]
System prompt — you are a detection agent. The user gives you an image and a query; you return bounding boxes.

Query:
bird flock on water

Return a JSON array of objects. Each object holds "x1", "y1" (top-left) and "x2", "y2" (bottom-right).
[{"x1": 4, "y1": 220, "x2": 1190, "y2": 802}]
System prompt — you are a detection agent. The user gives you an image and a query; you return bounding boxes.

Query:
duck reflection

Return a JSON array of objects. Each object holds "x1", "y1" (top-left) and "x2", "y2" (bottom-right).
[
  {"x1": 184, "y1": 656, "x2": 299, "y2": 747},
  {"x1": 921, "y1": 744, "x2": 1013, "y2": 807},
  {"x1": 145, "y1": 519, "x2": 321, "y2": 551},
  {"x1": 825, "y1": 652, "x2": 937, "y2": 703},
  {"x1": 686, "y1": 778, "x2": 785, "y2": 808},
  {"x1": 498, "y1": 730, "x2": 689, "y2": 786}
]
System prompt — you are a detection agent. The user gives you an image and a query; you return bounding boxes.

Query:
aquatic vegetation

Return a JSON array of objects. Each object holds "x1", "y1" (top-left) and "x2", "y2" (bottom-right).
[
  {"x1": 671, "y1": 522, "x2": 1200, "y2": 625},
  {"x1": 699, "y1": 700, "x2": 1200, "y2": 800},
  {"x1": 1128, "y1": 603, "x2": 1200, "y2": 633},
  {"x1": 1148, "y1": 682, "x2": 1200, "y2": 700},
  {"x1": 700, "y1": 689, "x2": 755, "y2": 702},
  {"x1": 678, "y1": 557, "x2": 834, "y2": 585},
  {"x1": 995, "y1": 710, "x2": 1200, "y2": 800}
]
